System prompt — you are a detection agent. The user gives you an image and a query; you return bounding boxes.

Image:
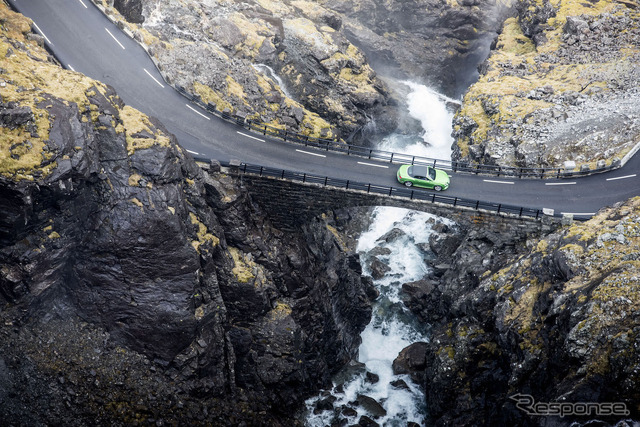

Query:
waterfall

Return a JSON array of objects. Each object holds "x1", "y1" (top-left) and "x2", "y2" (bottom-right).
[
  {"x1": 252, "y1": 63, "x2": 292, "y2": 98},
  {"x1": 304, "y1": 83, "x2": 456, "y2": 425}
]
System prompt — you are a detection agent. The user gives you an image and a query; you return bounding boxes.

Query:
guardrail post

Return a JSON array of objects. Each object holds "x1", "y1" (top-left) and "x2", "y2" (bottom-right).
[
  {"x1": 410, "y1": 190, "x2": 414, "y2": 200},
  {"x1": 284, "y1": 130, "x2": 288, "y2": 141},
  {"x1": 519, "y1": 207, "x2": 523, "y2": 216},
  {"x1": 346, "y1": 180, "x2": 350, "y2": 189},
  {"x1": 497, "y1": 204, "x2": 501, "y2": 213},
  {"x1": 303, "y1": 173, "x2": 306, "y2": 183},
  {"x1": 259, "y1": 166, "x2": 264, "y2": 176},
  {"x1": 367, "y1": 184, "x2": 371, "y2": 193},
  {"x1": 453, "y1": 198, "x2": 458, "y2": 206},
  {"x1": 390, "y1": 153, "x2": 394, "y2": 163},
  {"x1": 369, "y1": 150, "x2": 373, "y2": 159},
  {"x1": 412, "y1": 156, "x2": 415, "y2": 165},
  {"x1": 475, "y1": 200, "x2": 479, "y2": 210},
  {"x1": 389, "y1": 187, "x2": 393, "y2": 196},
  {"x1": 324, "y1": 177, "x2": 328, "y2": 186},
  {"x1": 281, "y1": 170, "x2": 285, "y2": 179}
]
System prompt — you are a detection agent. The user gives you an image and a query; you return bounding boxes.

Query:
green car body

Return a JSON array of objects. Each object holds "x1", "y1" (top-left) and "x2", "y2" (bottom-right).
[{"x1": 396, "y1": 164, "x2": 450, "y2": 191}]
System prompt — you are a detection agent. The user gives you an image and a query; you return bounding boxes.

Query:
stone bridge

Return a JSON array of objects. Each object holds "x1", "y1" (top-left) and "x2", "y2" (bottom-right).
[{"x1": 221, "y1": 164, "x2": 565, "y2": 236}]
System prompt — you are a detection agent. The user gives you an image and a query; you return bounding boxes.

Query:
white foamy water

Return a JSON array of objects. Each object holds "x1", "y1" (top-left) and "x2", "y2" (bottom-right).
[
  {"x1": 252, "y1": 64, "x2": 292, "y2": 98},
  {"x1": 304, "y1": 84, "x2": 456, "y2": 426},
  {"x1": 378, "y1": 82, "x2": 459, "y2": 161}
]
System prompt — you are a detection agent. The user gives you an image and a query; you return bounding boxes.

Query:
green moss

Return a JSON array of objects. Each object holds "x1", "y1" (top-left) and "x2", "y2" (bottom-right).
[
  {"x1": 119, "y1": 106, "x2": 171, "y2": 155},
  {"x1": 228, "y1": 247, "x2": 256, "y2": 283},
  {"x1": 192, "y1": 81, "x2": 232, "y2": 112},
  {"x1": 189, "y1": 212, "x2": 220, "y2": 253}
]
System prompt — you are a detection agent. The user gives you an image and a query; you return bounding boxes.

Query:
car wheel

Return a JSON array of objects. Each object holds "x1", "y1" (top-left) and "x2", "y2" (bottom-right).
[
  {"x1": 404, "y1": 181, "x2": 413, "y2": 187},
  {"x1": 434, "y1": 185, "x2": 442, "y2": 191}
]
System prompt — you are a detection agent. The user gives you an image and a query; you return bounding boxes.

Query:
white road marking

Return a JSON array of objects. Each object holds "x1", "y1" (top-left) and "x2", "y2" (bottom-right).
[
  {"x1": 606, "y1": 174, "x2": 636, "y2": 181},
  {"x1": 67, "y1": 64, "x2": 75, "y2": 71},
  {"x1": 545, "y1": 182, "x2": 576, "y2": 186},
  {"x1": 105, "y1": 28, "x2": 125, "y2": 49},
  {"x1": 77, "y1": 0, "x2": 88, "y2": 8},
  {"x1": 186, "y1": 150, "x2": 200, "y2": 155},
  {"x1": 483, "y1": 179, "x2": 514, "y2": 185},
  {"x1": 357, "y1": 162, "x2": 388, "y2": 169},
  {"x1": 237, "y1": 131, "x2": 265, "y2": 142},
  {"x1": 32, "y1": 22, "x2": 52, "y2": 45},
  {"x1": 186, "y1": 104, "x2": 210, "y2": 120},
  {"x1": 144, "y1": 68, "x2": 165, "y2": 88},
  {"x1": 296, "y1": 149, "x2": 326, "y2": 158}
]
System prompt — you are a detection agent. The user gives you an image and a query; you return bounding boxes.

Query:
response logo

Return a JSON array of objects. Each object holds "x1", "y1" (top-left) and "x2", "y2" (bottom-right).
[{"x1": 509, "y1": 394, "x2": 630, "y2": 418}]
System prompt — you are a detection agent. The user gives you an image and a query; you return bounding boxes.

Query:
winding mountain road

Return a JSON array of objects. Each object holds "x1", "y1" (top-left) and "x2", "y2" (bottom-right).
[{"x1": 9, "y1": 0, "x2": 640, "y2": 218}]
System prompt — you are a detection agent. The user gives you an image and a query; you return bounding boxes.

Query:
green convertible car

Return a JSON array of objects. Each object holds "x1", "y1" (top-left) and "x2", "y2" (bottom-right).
[{"x1": 396, "y1": 164, "x2": 450, "y2": 191}]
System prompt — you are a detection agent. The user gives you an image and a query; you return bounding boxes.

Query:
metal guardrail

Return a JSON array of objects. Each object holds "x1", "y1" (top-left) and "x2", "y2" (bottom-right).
[
  {"x1": 179, "y1": 86, "x2": 620, "y2": 179},
  {"x1": 229, "y1": 162, "x2": 549, "y2": 220},
  {"x1": 13, "y1": 0, "x2": 623, "y2": 181},
  {"x1": 63, "y1": 0, "x2": 621, "y2": 181}
]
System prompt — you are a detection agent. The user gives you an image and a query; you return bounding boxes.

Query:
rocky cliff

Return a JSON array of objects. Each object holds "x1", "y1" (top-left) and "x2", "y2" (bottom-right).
[
  {"x1": 453, "y1": 0, "x2": 640, "y2": 169},
  {"x1": 97, "y1": 0, "x2": 512, "y2": 145},
  {"x1": 0, "y1": 5, "x2": 374, "y2": 424},
  {"x1": 400, "y1": 199, "x2": 640, "y2": 425}
]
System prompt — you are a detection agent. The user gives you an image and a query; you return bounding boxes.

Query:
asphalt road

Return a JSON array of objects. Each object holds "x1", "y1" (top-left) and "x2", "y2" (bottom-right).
[{"x1": 9, "y1": 0, "x2": 640, "y2": 217}]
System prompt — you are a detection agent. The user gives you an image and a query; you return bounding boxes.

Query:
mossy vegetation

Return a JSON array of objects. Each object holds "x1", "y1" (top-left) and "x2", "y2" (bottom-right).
[
  {"x1": 454, "y1": 0, "x2": 640, "y2": 167},
  {"x1": 189, "y1": 212, "x2": 220, "y2": 253},
  {"x1": 228, "y1": 247, "x2": 256, "y2": 283},
  {"x1": 483, "y1": 197, "x2": 640, "y2": 384},
  {"x1": 119, "y1": 106, "x2": 171, "y2": 155},
  {"x1": 0, "y1": 5, "x2": 100, "y2": 179}
]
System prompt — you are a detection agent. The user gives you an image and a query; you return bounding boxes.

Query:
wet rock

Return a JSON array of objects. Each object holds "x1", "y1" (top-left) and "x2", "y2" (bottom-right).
[
  {"x1": 357, "y1": 415, "x2": 380, "y2": 427},
  {"x1": 392, "y1": 342, "x2": 428, "y2": 384},
  {"x1": 340, "y1": 405, "x2": 358, "y2": 417},
  {"x1": 369, "y1": 257, "x2": 391, "y2": 280},
  {"x1": 365, "y1": 371, "x2": 379, "y2": 384},
  {"x1": 390, "y1": 379, "x2": 409, "y2": 390},
  {"x1": 355, "y1": 395, "x2": 387, "y2": 418},
  {"x1": 315, "y1": 395, "x2": 337, "y2": 413},
  {"x1": 333, "y1": 360, "x2": 367, "y2": 389},
  {"x1": 376, "y1": 227, "x2": 406, "y2": 244}
]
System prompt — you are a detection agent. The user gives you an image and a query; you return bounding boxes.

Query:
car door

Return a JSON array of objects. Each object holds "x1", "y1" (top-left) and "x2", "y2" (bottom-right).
[{"x1": 413, "y1": 173, "x2": 432, "y2": 189}]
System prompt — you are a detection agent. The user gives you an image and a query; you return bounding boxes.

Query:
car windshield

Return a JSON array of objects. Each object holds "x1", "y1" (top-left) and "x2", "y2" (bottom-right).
[{"x1": 427, "y1": 167, "x2": 436, "y2": 180}]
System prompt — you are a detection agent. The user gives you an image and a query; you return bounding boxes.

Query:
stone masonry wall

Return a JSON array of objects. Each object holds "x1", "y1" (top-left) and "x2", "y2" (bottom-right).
[{"x1": 229, "y1": 169, "x2": 562, "y2": 237}]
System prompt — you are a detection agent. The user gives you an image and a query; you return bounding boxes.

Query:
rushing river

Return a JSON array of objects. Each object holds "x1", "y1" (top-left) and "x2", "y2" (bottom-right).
[{"x1": 304, "y1": 82, "x2": 457, "y2": 425}]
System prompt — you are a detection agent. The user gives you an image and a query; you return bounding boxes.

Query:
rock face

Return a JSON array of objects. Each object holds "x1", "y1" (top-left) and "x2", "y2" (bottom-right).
[
  {"x1": 99, "y1": 0, "x2": 511, "y2": 144},
  {"x1": 400, "y1": 201, "x2": 640, "y2": 425},
  {"x1": 0, "y1": 6, "x2": 374, "y2": 424},
  {"x1": 453, "y1": 0, "x2": 640, "y2": 169}
]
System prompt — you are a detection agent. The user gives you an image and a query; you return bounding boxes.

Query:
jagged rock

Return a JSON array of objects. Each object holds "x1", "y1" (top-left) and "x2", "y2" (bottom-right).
[
  {"x1": 113, "y1": 0, "x2": 144, "y2": 23},
  {"x1": 392, "y1": 342, "x2": 428, "y2": 384},
  {"x1": 390, "y1": 378, "x2": 409, "y2": 390},
  {"x1": 357, "y1": 415, "x2": 380, "y2": 427},
  {"x1": 376, "y1": 227, "x2": 406, "y2": 243},
  {"x1": 0, "y1": 102, "x2": 33, "y2": 129},
  {"x1": 369, "y1": 257, "x2": 391, "y2": 280},
  {"x1": 412, "y1": 198, "x2": 640, "y2": 425},
  {"x1": 314, "y1": 395, "x2": 337, "y2": 413},
  {"x1": 453, "y1": 1, "x2": 640, "y2": 169},
  {"x1": 0, "y1": 9, "x2": 374, "y2": 424},
  {"x1": 365, "y1": 371, "x2": 379, "y2": 384},
  {"x1": 355, "y1": 395, "x2": 387, "y2": 418}
]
